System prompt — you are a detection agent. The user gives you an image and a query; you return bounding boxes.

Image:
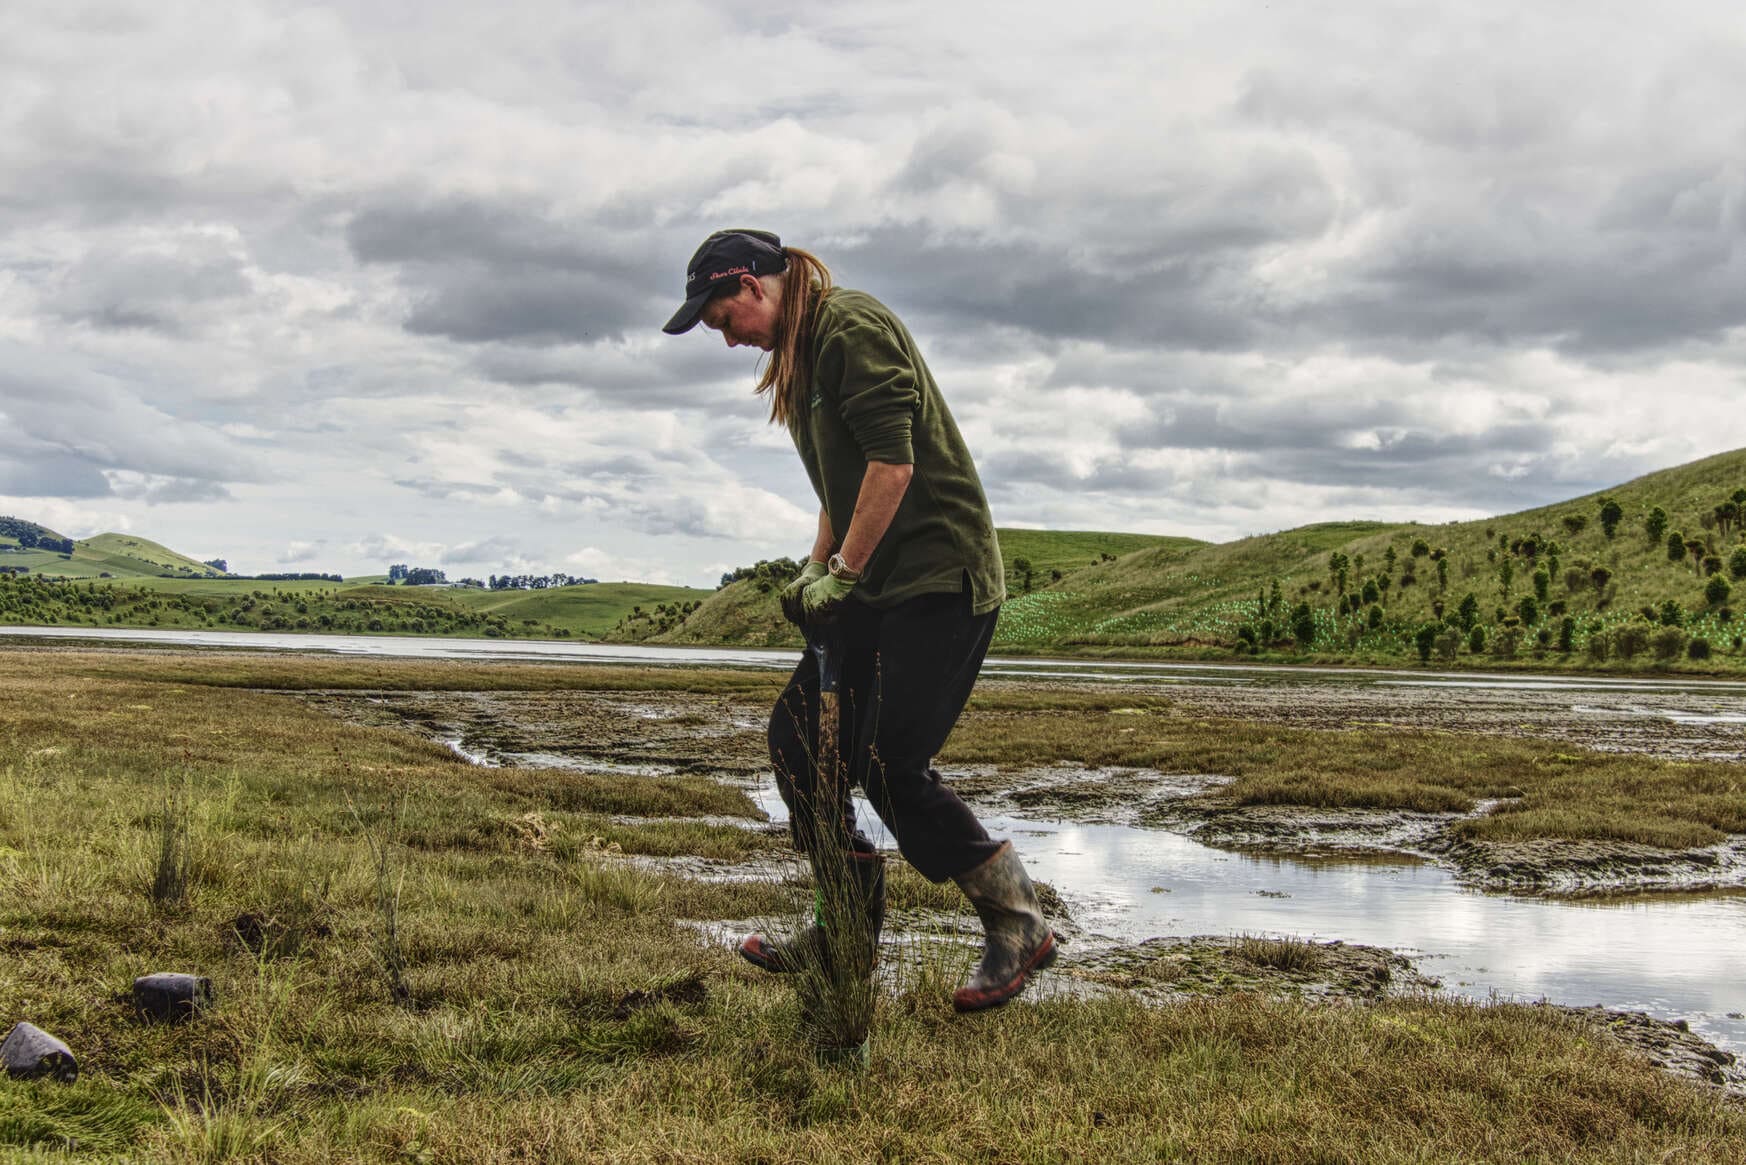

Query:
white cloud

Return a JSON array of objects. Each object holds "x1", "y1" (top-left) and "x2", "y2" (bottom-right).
[{"x1": 0, "y1": 1, "x2": 1743, "y2": 583}]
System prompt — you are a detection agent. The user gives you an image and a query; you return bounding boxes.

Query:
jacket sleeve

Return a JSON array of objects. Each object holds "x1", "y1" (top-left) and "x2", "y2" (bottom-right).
[{"x1": 816, "y1": 320, "x2": 920, "y2": 465}]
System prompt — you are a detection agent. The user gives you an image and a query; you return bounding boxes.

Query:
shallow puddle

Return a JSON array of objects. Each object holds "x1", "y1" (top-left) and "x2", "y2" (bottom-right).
[{"x1": 748, "y1": 778, "x2": 1746, "y2": 1057}]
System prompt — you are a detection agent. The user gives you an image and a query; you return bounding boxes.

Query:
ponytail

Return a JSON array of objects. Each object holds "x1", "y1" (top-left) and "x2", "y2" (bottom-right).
[{"x1": 755, "y1": 247, "x2": 833, "y2": 427}]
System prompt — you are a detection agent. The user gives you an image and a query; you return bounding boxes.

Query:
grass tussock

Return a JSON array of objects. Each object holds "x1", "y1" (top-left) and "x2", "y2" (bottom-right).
[
  {"x1": 3, "y1": 649, "x2": 1745, "y2": 1162},
  {"x1": 1235, "y1": 934, "x2": 1325, "y2": 974}
]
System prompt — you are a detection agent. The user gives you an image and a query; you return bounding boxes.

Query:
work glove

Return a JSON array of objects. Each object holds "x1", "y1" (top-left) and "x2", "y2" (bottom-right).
[
  {"x1": 801, "y1": 571, "x2": 856, "y2": 622},
  {"x1": 780, "y1": 560, "x2": 829, "y2": 626}
]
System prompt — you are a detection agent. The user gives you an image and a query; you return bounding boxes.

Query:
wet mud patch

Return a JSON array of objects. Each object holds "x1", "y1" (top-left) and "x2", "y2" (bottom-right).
[
  {"x1": 1559, "y1": 1006, "x2": 1746, "y2": 1095},
  {"x1": 1433, "y1": 834, "x2": 1746, "y2": 896},
  {"x1": 948, "y1": 763, "x2": 1228, "y2": 826},
  {"x1": 1066, "y1": 935, "x2": 1436, "y2": 1003},
  {"x1": 1156, "y1": 803, "x2": 1454, "y2": 859},
  {"x1": 300, "y1": 688, "x2": 772, "y2": 782}
]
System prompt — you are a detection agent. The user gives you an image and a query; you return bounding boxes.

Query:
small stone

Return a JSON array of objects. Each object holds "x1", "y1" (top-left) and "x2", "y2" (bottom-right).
[
  {"x1": 2, "y1": 1022, "x2": 78, "y2": 1082},
  {"x1": 132, "y1": 973, "x2": 214, "y2": 1023}
]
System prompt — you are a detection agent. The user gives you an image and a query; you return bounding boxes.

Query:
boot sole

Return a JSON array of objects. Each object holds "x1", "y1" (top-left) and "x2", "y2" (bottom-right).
[
  {"x1": 738, "y1": 935, "x2": 799, "y2": 974},
  {"x1": 952, "y1": 932, "x2": 1059, "y2": 1013},
  {"x1": 739, "y1": 935, "x2": 879, "y2": 975}
]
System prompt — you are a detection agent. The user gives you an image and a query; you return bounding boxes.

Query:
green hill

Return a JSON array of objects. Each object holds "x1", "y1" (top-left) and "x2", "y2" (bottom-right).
[
  {"x1": 0, "y1": 518, "x2": 226, "y2": 580},
  {"x1": 607, "y1": 450, "x2": 1746, "y2": 670},
  {"x1": 1001, "y1": 447, "x2": 1746, "y2": 666},
  {"x1": 608, "y1": 528, "x2": 1201, "y2": 649},
  {"x1": 0, "y1": 576, "x2": 713, "y2": 642}
]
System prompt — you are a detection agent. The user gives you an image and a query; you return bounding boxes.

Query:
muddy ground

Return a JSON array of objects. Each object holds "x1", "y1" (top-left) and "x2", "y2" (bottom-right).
[
  {"x1": 296, "y1": 678, "x2": 1746, "y2": 1096},
  {"x1": 301, "y1": 671, "x2": 1746, "y2": 898}
]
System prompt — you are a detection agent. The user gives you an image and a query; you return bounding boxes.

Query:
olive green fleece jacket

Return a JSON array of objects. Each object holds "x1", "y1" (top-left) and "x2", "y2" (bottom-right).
[{"x1": 789, "y1": 288, "x2": 1005, "y2": 615}]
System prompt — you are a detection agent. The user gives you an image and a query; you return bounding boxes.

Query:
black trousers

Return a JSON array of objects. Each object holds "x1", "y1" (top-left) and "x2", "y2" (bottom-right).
[{"x1": 768, "y1": 588, "x2": 1002, "y2": 883}]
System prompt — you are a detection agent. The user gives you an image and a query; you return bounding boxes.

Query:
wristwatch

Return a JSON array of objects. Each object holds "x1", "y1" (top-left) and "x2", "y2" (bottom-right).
[{"x1": 826, "y1": 553, "x2": 862, "y2": 582}]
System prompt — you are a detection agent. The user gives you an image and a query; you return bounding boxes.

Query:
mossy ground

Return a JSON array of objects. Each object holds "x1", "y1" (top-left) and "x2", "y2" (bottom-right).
[{"x1": 3, "y1": 648, "x2": 1745, "y2": 1162}]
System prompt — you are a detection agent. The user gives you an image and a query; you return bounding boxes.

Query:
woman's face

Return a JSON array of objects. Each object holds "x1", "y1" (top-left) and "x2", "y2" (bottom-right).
[{"x1": 698, "y1": 276, "x2": 779, "y2": 351}]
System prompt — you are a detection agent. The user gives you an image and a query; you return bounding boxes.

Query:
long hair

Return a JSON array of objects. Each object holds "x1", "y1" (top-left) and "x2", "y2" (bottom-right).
[{"x1": 754, "y1": 247, "x2": 832, "y2": 427}]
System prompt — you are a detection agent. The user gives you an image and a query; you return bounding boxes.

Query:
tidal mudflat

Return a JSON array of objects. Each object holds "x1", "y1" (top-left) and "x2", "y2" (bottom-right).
[{"x1": 6, "y1": 645, "x2": 1746, "y2": 1161}]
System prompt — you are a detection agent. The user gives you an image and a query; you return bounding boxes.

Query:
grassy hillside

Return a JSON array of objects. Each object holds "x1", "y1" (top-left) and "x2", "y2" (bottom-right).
[
  {"x1": 1009, "y1": 448, "x2": 1746, "y2": 667},
  {"x1": 0, "y1": 578, "x2": 712, "y2": 642},
  {"x1": 611, "y1": 450, "x2": 1746, "y2": 671},
  {"x1": 0, "y1": 518, "x2": 226, "y2": 580},
  {"x1": 609, "y1": 528, "x2": 1197, "y2": 648}
]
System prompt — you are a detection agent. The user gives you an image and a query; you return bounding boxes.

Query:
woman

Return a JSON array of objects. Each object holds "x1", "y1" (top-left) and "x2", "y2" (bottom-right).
[{"x1": 663, "y1": 228, "x2": 1055, "y2": 1011}]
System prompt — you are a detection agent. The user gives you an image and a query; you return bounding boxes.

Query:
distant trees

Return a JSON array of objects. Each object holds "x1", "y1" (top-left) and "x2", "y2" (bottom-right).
[
  {"x1": 719, "y1": 557, "x2": 806, "y2": 591},
  {"x1": 0, "y1": 517, "x2": 73, "y2": 554},
  {"x1": 203, "y1": 559, "x2": 228, "y2": 573},
  {"x1": 488, "y1": 573, "x2": 595, "y2": 590}
]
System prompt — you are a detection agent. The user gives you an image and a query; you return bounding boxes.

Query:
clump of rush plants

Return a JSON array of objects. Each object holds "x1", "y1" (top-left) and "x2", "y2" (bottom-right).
[
  {"x1": 146, "y1": 776, "x2": 196, "y2": 911},
  {"x1": 350, "y1": 794, "x2": 412, "y2": 1007},
  {"x1": 1235, "y1": 933, "x2": 1324, "y2": 974}
]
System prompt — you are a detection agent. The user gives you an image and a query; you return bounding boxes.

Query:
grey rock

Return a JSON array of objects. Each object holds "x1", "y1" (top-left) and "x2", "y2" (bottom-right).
[
  {"x1": 2, "y1": 1022, "x2": 78, "y2": 1082},
  {"x1": 132, "y1": 973, "x2": 214, "y2": 1023}
]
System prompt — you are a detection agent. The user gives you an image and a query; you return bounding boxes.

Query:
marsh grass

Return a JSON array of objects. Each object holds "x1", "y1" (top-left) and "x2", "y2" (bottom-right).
[{"x1": 4, "y1": 649, "x2": 1746, "y2": 1161}]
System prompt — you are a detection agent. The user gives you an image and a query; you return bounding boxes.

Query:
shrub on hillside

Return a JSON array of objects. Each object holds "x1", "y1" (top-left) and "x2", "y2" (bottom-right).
[
  {"x1": 1614, "y1": 625, "x2": 1650, "y2": 660},
  {"x1": 1468, "y1": 626, "x2": 1486, "y2": 654},
  {"x1": 1585, "y1": 630, "x2": 1610, "y2": 662},
  {"x1": 1706, "y1": 575, "x2": 1732, "y2": 607},
  {"x1": 1645, "y1": 506, "x2": 1668, "y2": 544},
  {"x1": 1490, "y1": 626, "x2": 1522, "y2": 659},
  {"x1": 1558, "y1": 616, "x2": 1576, "y2": 653},
  {"x1": 1434, "y1": 628, "x2": 1461, "y2": 662},
  {"x1": 1659, "y1": 599, "x2": 1685, "y2": 627},
  {"x1": 1731, "y1": 547, "x2": 1746, "y2": 581},
  {"x1": 1668, "y1": 531, "x2": 1687, "y2": 562},
  {"x1": 1413, "y1": 624, "x2": 1437, "y2": 663},
  {"x1": 1651, "y1": 627, "x2": 1688, "y2": 662},
  {"x1": 1688, "y1": 637, "x2": 1712, "y2": 661},
  {"x1": 1598, "y1": 497, "x2": 1623, "y2": 538}
]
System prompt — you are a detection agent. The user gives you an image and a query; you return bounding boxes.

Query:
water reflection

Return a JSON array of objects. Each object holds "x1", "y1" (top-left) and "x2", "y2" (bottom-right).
[{"x1": 754, "y1": 781, "x2": 1746, "y2": 1055}]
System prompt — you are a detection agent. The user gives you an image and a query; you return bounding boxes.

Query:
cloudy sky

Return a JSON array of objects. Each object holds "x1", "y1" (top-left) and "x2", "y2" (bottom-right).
[{"x1": 3, "y1": 2, "x2": 1744, "y2": 585}]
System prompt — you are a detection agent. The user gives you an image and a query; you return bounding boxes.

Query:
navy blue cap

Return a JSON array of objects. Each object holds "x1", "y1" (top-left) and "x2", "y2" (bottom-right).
[{"x1": 662, "y1": 229, "x2": 788, "y2": 335}]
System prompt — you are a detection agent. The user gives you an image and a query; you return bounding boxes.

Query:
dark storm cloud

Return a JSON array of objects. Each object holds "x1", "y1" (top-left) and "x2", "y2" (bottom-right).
[
  {"x1": 470, "y1": 342, "x2": 761, "y2": 414},
  {"x1": 0, "y1": 353, "x2": 263, "y2": 500},
  {"x1": 49, "y1": 237, "x2": 251, "y2": 334},
  {"x1": 0, "y1": 448, "x2": 111, "y2": 499},
  {"x1": 348, "y1": 198, "x2": 666, "y2": 345}
]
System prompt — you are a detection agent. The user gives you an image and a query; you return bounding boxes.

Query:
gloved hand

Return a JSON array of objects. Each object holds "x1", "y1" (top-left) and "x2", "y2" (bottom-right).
[
  {"x1": 780, "y1": 561, "x2": 829, "y2": 626},
  {"x1": 801, "y1": 571, "x2": 856, "y2": 622}
]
